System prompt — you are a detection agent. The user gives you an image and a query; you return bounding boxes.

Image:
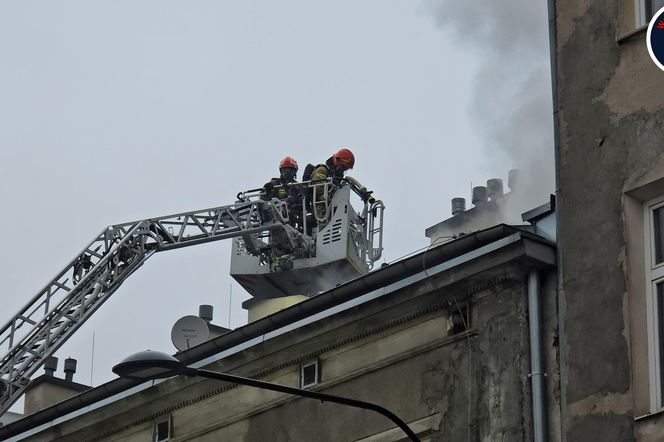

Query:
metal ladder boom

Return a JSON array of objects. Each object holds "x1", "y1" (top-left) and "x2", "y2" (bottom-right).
[{"x1": 0, "y1": 199, "x2": 283, "y2": 415}]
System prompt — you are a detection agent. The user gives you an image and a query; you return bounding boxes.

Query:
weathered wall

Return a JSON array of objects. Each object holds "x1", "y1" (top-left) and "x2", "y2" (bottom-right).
[
  {"x1": 170, "y1": 271, "x2": 536, "y2": 442},
  {"x1": 23, "y1": 380, "x2": 88, "y2": 416},
  {"x1": 24, "y1": 246, "x2": 557, "y2": 442},
  {"x1": 556, "y1": 0, "x2": 664, "y2": 439}
]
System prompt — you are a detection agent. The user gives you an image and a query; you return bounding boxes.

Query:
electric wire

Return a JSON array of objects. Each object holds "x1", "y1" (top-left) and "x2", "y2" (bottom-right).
[
  {"x1": 380, "y1": 235, "x2": 456, "y2": 268},
  {"x1": 453, "y1": 298, "x2": 473, "y2": 442},
  {"x1": 90, "y1": 331, "x2": 95, "y2": 387},
  {"x1": 418, "y1": 230, "x2": 474, "y2": 441},
  {"x1": 422, "y1": 235, "x2": 457, "y2": 277}
]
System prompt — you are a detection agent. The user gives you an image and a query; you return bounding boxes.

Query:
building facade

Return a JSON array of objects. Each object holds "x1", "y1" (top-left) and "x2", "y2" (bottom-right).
[
  {"x1": 0, "y1": 223, "x2": 557, "y2": 441},
  {"x1": 554, "y1": 0, "x2": 664, "y2": 441},
  {"x1": 12, "y1": 0, "x2": 664, "y2": 439}
]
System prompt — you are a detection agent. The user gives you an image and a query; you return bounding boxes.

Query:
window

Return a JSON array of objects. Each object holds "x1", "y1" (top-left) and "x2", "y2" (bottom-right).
[
  {"x1": 154, "y1": 416, "x2": 171, "y2": 442},
  {"x1": 446, "y1": 305, "x2": 469, "y2": 336},
  {"x1": 622, "y1": 0, "x2": 664, "y2": 35},
  {"x1": 645, "y1": 197, "x2": 664, "y2": 411},
  {"x1": 300, "y1": 360, "x2": 319, "y2": 389},
  {"x1": 635, "y1": 0, "x2": 664, "y2": 27},
  {"x1": 636, "y1": 0, "x2": 648, "y2": 27}
]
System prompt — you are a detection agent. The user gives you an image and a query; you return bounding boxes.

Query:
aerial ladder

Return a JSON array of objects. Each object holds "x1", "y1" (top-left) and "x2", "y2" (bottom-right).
[{"x1": 0, "y1": 177, "x2": 384, "y2": 415}]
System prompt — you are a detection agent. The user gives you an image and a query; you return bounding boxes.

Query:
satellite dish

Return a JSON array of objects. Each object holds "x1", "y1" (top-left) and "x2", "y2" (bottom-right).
[{"x1": 171, "y1": 315, "x2": 210, "y2": 351}]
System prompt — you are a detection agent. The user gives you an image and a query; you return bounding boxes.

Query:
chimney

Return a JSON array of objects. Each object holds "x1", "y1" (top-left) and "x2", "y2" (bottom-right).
[
  {"x1": 487, "y1": 178, "x2": 504, "y2": 200},
  {"x1": 243, "y1": 296, "x2": 310, "y2": 323},
  {"x1": 426, "y1": 170, "x2": 534, "y2": 243},
  {"x1": 199, "y1": 305, "x2": 214, "y2": 323},
  {"x1": 44, "y1": 357, "x2": 58, "y2": 377},
  {"x1": 472, "y1": 186, "x2": 488, "y2": 206},
  {"x1": 63, "y1": 358, "x2": 77, "y2": 382},
  {"x1": 24, "y1": 357, "x2": 90, "y2": 415},
  {"x1": 451, "y1": 198, "x2": 466, "y2": 216}
]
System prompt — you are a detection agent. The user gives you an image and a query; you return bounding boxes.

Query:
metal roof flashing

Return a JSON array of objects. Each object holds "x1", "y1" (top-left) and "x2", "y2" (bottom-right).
[
  {"x1": 521, "y1": 195, "x2": 556, "y2": 223},
  {"x1": 0, "y1": 224, "x2": 556, "y2": 441},
  {"x1": 23, "y1": 375, "x2": 91, "y2": 394}
]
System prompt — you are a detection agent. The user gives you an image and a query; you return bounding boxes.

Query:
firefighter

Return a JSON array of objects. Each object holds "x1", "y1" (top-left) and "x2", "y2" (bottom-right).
[
  {"x1": 309, "y1": 148, "x2": 355, "y2": 221},
  {"x1": 261, "y1": 156, "x2": 304, "y2": 235},
  {"x1": 261, "y1": 156, "x2": 299, "y2": 201}
]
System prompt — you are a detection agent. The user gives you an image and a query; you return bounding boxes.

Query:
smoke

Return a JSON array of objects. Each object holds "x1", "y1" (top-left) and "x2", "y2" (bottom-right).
[{"x1": 426, "y1": 0, "x2": 555, "y2": 207}]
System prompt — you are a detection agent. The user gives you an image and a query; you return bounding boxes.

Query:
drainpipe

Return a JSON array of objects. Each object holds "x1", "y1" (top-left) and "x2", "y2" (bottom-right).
[{"x1": 528, "y1": 269, "x2": 547, "y2": 442}]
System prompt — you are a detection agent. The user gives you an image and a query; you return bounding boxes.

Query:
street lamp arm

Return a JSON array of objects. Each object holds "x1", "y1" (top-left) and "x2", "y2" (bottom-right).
[{"x1": 189, "y1": 368, "x2": 420, "y2": 442}]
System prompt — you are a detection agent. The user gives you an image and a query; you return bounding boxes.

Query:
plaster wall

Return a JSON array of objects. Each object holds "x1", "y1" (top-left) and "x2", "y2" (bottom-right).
[
  {"x1": 556, "y1": 0, "x2": 664, "y2": 439},
  {"x1": 634, "y1": 413, "x2": 664, "y2": 441},
  {"x1": 246, "y1": 295, "x2": 309, "y2": 322},
  {"x1": 23, "y1": 382, "x2": 86, "y2": 416}
]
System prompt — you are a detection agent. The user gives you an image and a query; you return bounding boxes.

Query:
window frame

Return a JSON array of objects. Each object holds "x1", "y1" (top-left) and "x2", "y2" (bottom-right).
[
  {"x1": 644, "y1": 196, "x2": 664, "y2": 411},
  {"x1": 300, "y1": 360, "x2": 319, "y2": 389},
  {"x1": 635, "y1": 0, "x2": 664, "y2": 27},
  {"x1": 636, "y1": 0, "x2": 649, "y2": 27},
  {"x1": 153, "y1": 415, "x2": 172, "y2": 442}
]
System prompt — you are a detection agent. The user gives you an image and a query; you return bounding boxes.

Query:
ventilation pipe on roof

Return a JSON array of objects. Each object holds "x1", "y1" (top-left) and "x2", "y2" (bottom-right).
[
  {"x1": 44, "y1": 357, "x2": 58, "y2": 377},
  {"x1": 63, "y1": 358, "x2": 77, "y2": 382},
  {"x1": 508, "y1": 169, "x2": 521, "y2": 192},
  {"x1": 199, "y1": 305, "x2": 214, "y2": 323},
  {"x1": 451, "y1": 198, "x2": 466, "y2": 216},
  {"x1": 487, "y1": 179, "x2": 504, "y2": 200},
  {"x1": 472, "y1": 186, "x2": 488, "y2": 206}
]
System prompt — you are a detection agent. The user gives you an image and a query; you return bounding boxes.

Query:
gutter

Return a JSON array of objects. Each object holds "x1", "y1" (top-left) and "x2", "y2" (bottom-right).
[
  {"x1": 178, "y1": 224, "x2": 528, "y2": 365},
  {"x1": 0, "y1": 224, "x2": 553, "y2": 440}
]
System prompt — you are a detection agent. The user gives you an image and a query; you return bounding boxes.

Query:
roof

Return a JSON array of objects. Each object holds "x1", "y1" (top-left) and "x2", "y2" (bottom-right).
[
  {"x1": 424, "y1": 200, "x2": 502, "y2": 239},
  {"x1": 0, "y1": 224, "x2": 556, "y2": 440},
  {"x1": 23, "y1": 375, "x2": 91, "y2": 394}
]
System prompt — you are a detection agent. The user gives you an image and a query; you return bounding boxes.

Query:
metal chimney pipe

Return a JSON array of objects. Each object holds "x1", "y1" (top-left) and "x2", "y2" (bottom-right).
[
  {"x1": 63, "y1": 358, "x2": 77, "y2": 382},
  {"x1": 451, "y1": 198, "x2": 466, "y2": 216},
  {"x1": 44, "y1": 357, "x2": 58, "y2": 377},
  {"x1": 199, "y1": 305, "x2": 214, "y2": 323},
  {"x1": 508, "y1": 169, "x2": 521, "y2": 192},
  {"x1": 472, "y1": 186, "x2": 488, "y2": 206},
  {"x1": 487, "y1": 178, "x2": 504, "y2": 200}
]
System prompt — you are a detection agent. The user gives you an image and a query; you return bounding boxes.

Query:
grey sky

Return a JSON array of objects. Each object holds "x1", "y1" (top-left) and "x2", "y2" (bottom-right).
[
  {"x1": 428, "y1": 0, "x2": 555, "y2": 199},
  {"x1": 0, "y1": 1, "x2": 552, "y2": 410}
]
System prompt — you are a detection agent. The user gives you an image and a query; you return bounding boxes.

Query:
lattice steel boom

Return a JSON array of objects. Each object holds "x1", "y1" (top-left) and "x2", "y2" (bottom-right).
[
  {"x1": 0, "y1": 177, "x2": 384, "y2": 416},
  {"x1": 0, "y1": 198, "x2": 287, "y2": 415}
]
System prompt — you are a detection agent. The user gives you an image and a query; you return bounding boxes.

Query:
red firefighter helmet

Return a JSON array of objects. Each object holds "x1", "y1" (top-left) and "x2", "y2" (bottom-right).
[
  {"x1": 332, "y1": 148, "x2": 355, "y2": 170},
  {"x1": 279, "y1": 156, "x2": 299, "y2": 171}
]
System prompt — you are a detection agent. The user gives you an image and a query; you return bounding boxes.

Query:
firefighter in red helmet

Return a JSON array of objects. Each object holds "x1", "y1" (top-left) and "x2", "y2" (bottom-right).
[
  {"x1": 310, "y1": 148, "x2": 355, "y2": 184},
  {"x1": 261, "y1": 156, "x2": 299, "y2": 200},
  {"x1": 331, "y1": 148, "x2": 355, "y2": 170},
  {"x1": 280, "y1": 155, "x2": 298, "y2": 170},
  {"x1": 309, "y1": 148, "x2": 355, "y2": 221},
  {"x1": 261, "y1": 156, "x2": 305, "y2": 249}
]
